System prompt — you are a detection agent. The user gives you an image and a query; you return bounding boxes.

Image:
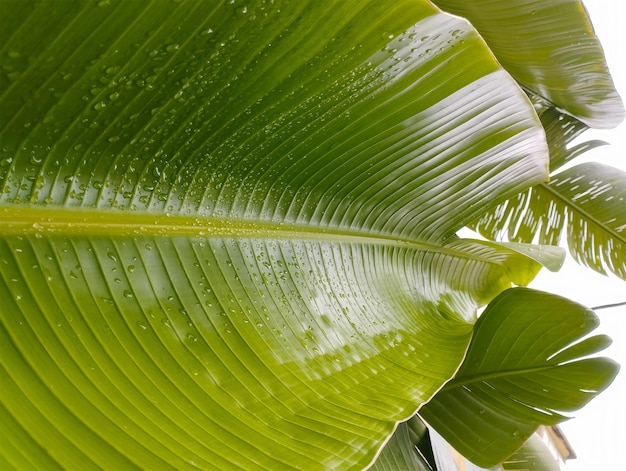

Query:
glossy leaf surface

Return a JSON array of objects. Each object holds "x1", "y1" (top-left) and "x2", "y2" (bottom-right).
[
  {"x1": 0, "y1": 0, "x2": 553, "y2": 469},
  {"x1": 420, "y1": 288, "x2": 619, "y2": 467},
  {"x1": 432, "y1": 0, "x2": 625, "y2": 128}
]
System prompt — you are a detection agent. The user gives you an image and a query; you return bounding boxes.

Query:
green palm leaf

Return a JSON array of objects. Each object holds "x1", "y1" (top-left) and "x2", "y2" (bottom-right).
[
  {"x1": 472, "y1": 161, "x2": 626, "y2": 279},
  {"x1": 420, "y1": 287, "x2": 619, "y2": 468}
]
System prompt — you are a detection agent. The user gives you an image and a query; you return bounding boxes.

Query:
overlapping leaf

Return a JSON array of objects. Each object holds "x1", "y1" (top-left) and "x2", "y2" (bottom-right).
[
  {"x1": 473, "y1": 163, "x2": 626, "y2": 279},
  {"x1": 420, "y1": 288, "x2": 619, "y2": 467},
  {"x1": 432, "y1": 3, "x2": 626, "y2": 279},
  {"x1": 501, "y1": 431, "x2": 564, "y2": 471},
  {"x1": 369, "y1": 422, "x2": 432, "y2": 471},
  {"x1": 428, "y1": 426, "x2": 565, "y2": 471},
  {"x1": 431, "y1": 0, "x2": 625, "y2": 128},
  {"x1": 374, "y1": 418, "x2": 567, "y2": 470},
  {"x1": 470, "y1": 96, "x2": 626, "y2": 280}
]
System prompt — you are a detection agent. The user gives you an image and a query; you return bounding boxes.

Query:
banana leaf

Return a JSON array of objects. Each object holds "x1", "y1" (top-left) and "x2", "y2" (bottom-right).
[
  {"x1": 471, "y1": 101, "x2": 626, "y2": 280},
  {"x1": 369, "y1": 421, "x2": 432, "y2": 471},
  {"x1": 502, "y1": 431, "x2": 566, "y2": 471},
  {"x1": 376, "y1": 418, "x2": 568, "y2": 471},
  {"x1": 431, "y1": 0, "x2": 624, "y2": 128},
  {"x1": 0, "y1": 0, "x2": 619, "y2": 469},
  {"x1": 420, "y1": 288, "x2": 619, "y2": 467}
]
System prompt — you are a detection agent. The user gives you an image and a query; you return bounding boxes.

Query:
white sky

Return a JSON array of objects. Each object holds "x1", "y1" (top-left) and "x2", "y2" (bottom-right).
[{"x1": 530, "y1": 1, "x2": 626, "y2": 469}]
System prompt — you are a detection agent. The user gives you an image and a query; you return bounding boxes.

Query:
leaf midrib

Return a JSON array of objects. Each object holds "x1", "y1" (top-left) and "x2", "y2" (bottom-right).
[
  {"x1": 439, "y1": 364, "x2": 558, "y2": 392},
  {"x1": 1, "y1": 203, "x2": 463, "y2": 249}
]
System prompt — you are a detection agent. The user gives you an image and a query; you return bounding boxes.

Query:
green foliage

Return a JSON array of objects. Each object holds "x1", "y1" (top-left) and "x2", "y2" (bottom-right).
[
  {"x1": 421, "y1": 288, "x2": 619, "y2": 467},
  {"x1": 431, "y1": 0, "x2": 624, "y2": 127},
  {"x1": 369, "y1": 421, "x2": 432, "y2": 471},
  {"x1": 501, "y1": 433, "x2": 565, "y2": 471},
  {"x1": 0, "y1": 0, "x2": 622, "y2": 469},
  {"x1": 471, "y1": 99, "x2": 626, "y2": 279}
]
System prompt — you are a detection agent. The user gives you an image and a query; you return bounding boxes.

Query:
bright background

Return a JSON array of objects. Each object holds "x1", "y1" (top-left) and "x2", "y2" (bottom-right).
[{"x1": 530, "y1": 1, "x2": 626, "y2": 469}]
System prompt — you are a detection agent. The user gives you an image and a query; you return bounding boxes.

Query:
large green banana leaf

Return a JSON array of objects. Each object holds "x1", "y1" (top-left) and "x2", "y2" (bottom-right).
[
  {"x1": 0, "y1": 0, "x2": 619, "y2": 469},
  {"x1": 420, "y1": 288, "x2": 619, "y2": 467}
]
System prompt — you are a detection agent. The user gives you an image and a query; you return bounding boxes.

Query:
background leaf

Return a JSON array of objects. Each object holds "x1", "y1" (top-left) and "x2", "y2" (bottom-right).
[
  {"x1": 373, "y1": 419, "x2": 568, "y2": 471},
  {"x1": 501, "y1": 430, "x2": 565, "y2": 471},
  {"x1": 470, "y1": 95, "x2": 626, "y2": 280},
  {"x1": 369, "y1": 421, "x2": 432, "y2": 471},
  {"x1": 471, "y1": 162, "x2": 626, "y2": 279},
  {"x1": 420, "y1": 287, "x2": 619, "y2": 468},
  {"x1": 431, "y1": 0, "x2": 625, "y2": 128}
]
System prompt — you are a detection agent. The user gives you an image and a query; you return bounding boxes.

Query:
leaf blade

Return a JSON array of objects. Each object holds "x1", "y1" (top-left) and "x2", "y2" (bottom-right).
[
  {"x1": 472, "y1": 162, "x2": 626, "y2": 279},
  {"x1": 420, "y1": 288, "x2": 619, "y2": 468},
  {"x1": 431, "y1": 0, "x2": 625, "y2": 128},
  {"x1": 3, "y1": 232, "x2": 550, "y2": 469}
]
